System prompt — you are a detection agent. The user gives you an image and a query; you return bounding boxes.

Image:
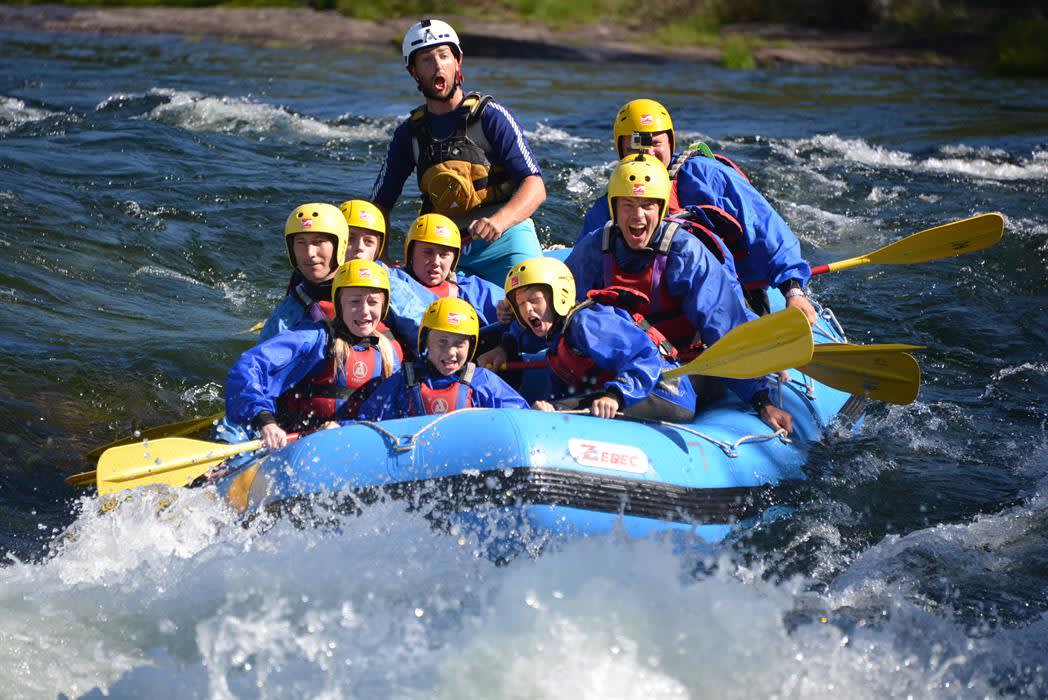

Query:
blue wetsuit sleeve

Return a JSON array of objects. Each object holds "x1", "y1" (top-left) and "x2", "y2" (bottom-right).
[
  {"x1": 470, "y1": 367, "x2": 531, "y2": 409},
  {"x1": 356, "y1": 372, "x2": 410, "y2": 421},
  {"x1": 675, "y1": 158, "x2": 810, "y2": 288},
  {"x1": 579, "y1": 194, "x2": 610, "y2": 241},
  {"x1": 663, "y1": 235, "x2": 771, "y2": 403},
  {"x1": 369, "y1": 120, "x2": 416, "y2": 213},
  {"x1": 259, "y1": 295, "x2": 306, "y2": 344},
  {"x1": 564, "y1": 228, "x2": 604, "y2": 302},
  {"x1": 480, "y1": 100, "x2": 542, "y2": 183},
  {"x1": 456, "y1": 273, "x2": 506, "y2": 326},
  {"x1": 568, "y1": 306, "x2": 662, "y2": 407},
  {"x1": 225, "y1": 326, "x2": 328, "y2": 425},
  {"x1": 385, "y1": 267, "x2": 430, "y2": 349}
]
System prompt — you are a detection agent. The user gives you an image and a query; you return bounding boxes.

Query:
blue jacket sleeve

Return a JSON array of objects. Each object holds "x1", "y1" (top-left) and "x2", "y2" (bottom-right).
[
  {"x1": 369, "y1": 120, "x2": 416, "y2": 213},
  {"x1": 259, "y1": 294, "x2": 307, "y2": 344},
  {"x1": 356, "y1": 371, "x2": 411, "y2": 421},
  {"x1": 456, "y1": 273, "x2": 506, "y2": 326},
  {"x1": 567, "y1": 305, "x2": 663, "y2": 408},
  {"x1": 225, "y1": 325, "x2": 329, "y2": 425},
  {"x1": 470, "y1": 367, "x2": 531, "y2": 409},
  {"x1": 675, "y1": 157, "x2": 810, "y2": 289},
  {"x1": 480, "y1": 100, "x2": 542, "y2": 184},
  {"x1": 385, "y1": 266, "x2": 431, "y2": 350},
  {"x1": 564, "y1": 228, "x2": 606, "y2": 303},
  {"x1": 663, "y1": 234, "x2": 772, "y2": 403},
  {"x1": 578, "y1": 194, "x2": 611, "y2": 241}
]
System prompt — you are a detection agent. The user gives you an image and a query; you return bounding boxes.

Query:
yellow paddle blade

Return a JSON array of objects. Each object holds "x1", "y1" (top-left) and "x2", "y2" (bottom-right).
[
  {"x1": 64, "y1": 470, "x2": 97, "y2": 488},
  {"x1": 663, "y1": 307, "x2": 814, "y2": 380},
  {"x1": 96, "y1": 437, "x2": 262, "y2": 495},
  {"x1": 802, "y1": 347, "x2": 921, "y2": 405},
  {"x1": 86, "y1": 411, "x2": 225, "y2": 462},
  {"x1": 248, "y1": 320, "x2": 265, "y2": 334},
  {"x1": 827, "y1": 212, "x2": 1004, "y2": 272}
]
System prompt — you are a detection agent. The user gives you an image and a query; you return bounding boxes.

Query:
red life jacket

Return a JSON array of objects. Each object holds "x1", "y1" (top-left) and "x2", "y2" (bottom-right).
[
  {"x1": 600, "y1": 222, "x2": 700, "y2": 351},
  {"x1": 404, "y1": 362, "x2": 476, "y2": 416},
  {"x1": 278, "y1": 337, "x2": 386, "y2": 430},
  {"x1": 546, "y1": 287, "x2": 677, "y2": 391}
]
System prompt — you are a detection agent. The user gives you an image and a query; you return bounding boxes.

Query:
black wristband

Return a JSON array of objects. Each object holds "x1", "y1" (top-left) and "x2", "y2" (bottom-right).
[
  {"x1": 750, "y1": 390, "x2": 771, "y2": 412},
  {"x1": 252, "y1": 411, "x2": 277, "y2": 430},
  {"x1": 778, "y1": 279, "x2": 803, "y2": 295}
]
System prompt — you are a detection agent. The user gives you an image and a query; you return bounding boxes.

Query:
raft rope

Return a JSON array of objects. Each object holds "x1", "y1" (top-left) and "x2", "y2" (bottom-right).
[
  {"x1": 356, "y1": 406, "x2": 789, "y2": 460},
  {"x1": 354, "y1": 408, "x2": 492, "y2": 453},
  {"x1": 556, "y1": 408, "x2": 790, "y2": 458}
]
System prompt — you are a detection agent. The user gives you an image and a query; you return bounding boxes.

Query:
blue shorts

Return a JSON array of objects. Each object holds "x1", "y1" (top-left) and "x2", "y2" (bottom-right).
[{"x1": 458, "y1": 218, "x2": 542, "y2": 285}]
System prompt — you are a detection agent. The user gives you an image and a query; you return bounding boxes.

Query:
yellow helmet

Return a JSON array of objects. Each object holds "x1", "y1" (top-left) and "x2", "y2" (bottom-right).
[
  {"x1": 607, "y1": 154, "x2": 671, "y2": 222},
  {"x1": 418, "y1": 296, "x2": 480, "y2": 361},
  {"x1": 613, "y1": 98, "x2": 674, "y2": 158},
  {"x1": 338, "y1": 199, "x2": 387, "y2": 257},
  {"x1": 404, "y1": 213, "x2": 462, "y2": 273},
  {"x1": 284, "y1": 203, "x2": 350, "y2": 269},
  {"x1": 330, "y1": 259, "x2": 390, "y2": 320},
  {"x1": 504, "y1": 256, "x2": 576, "y2": 325}
]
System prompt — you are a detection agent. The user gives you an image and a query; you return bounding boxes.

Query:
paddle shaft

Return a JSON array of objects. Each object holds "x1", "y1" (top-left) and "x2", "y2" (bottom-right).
[{"x1": 742, "y1": 212, "x2": 1004, "y2": 290}]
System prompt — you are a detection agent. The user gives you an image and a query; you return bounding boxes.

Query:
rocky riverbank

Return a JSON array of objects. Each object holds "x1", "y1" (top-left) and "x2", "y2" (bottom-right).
[{"x1": 1, "y1": 5, "x2": 984, "y2": 68}]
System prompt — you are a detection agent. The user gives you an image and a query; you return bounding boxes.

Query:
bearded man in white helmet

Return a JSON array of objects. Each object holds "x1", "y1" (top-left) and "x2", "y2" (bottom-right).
[{"x1": 369, "y1": 19, "x2": 546, "y2": 286}]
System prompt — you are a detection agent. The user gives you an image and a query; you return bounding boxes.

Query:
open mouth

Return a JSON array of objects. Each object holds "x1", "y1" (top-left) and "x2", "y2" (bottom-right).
[
  {"x1": 433, "y1": 76, "x2": 447, "y2": 92},
  {"x1": 528, "y1": 316, "x2": 546, "y2": 333}
]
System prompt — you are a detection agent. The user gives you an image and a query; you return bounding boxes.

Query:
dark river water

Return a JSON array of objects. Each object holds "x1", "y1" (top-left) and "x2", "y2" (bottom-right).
[{"x1": 1, "y1": 29, "x2": 1047, "y2": 698}]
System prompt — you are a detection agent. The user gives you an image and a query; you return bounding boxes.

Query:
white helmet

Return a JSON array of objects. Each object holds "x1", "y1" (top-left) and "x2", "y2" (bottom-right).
[{"x1": 402, "y1": 19, "x2": 461, "y2": 67}]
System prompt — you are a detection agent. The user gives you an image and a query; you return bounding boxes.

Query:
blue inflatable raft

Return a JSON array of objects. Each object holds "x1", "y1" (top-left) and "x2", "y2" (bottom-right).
[{"x1": 214, "y1": 292, "x2": 866, "y2": 553}]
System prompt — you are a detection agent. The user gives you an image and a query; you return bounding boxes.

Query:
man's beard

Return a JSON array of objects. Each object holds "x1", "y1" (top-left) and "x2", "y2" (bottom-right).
[{"x1": 418, "y1": 76, "x2": 458, "y2": 102}]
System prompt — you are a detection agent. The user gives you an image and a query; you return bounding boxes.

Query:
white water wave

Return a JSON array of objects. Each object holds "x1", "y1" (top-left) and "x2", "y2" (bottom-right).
[
  {"x1": 782, "y1": 134, "x2": 1048, "y2": 181},
  {"x1": 980, "y1": 361, "x2": 1048, "y2": 400},
  {"x1": 865, "y1": 185, "x2": 907, "y2": 203},
  {"x1": 5, "y1": 488, "x2": 1037, "y2": 698},
  {"x1": 132, "y1": 265, "x2": 209, "y2": 288},
  {"x1": 125, "y1": 88, "x2": 393, "y2": 142},
  {"x1": 561, "y1": 162, "x2": 614, "y2": 198},
  {"x1": 777, "y1": 202, "x2": 876, "y2": 249},
  {"x1": 0, "y1": 95, "x2": 59, "y2": 134},
  {"x1": 525, "y1": 123, "x2": 595, "y2": 148},
  {"x1": 1000, "y1": 214, "x2": 1048, "y2": 242},
  {"x1": 859, "y1": 400, "x2": 975, "y2": 463}
]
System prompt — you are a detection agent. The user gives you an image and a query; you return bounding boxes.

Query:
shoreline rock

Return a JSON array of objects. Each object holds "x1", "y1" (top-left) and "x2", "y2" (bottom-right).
[{"x1": 1, "y1": 5, "x2": 973, "y2": 68}]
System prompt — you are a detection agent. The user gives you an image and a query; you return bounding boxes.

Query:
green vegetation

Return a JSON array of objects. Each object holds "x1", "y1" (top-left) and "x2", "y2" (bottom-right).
[{"x1": 720, "y1": 34, "x2": 758, "y2": 70}]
